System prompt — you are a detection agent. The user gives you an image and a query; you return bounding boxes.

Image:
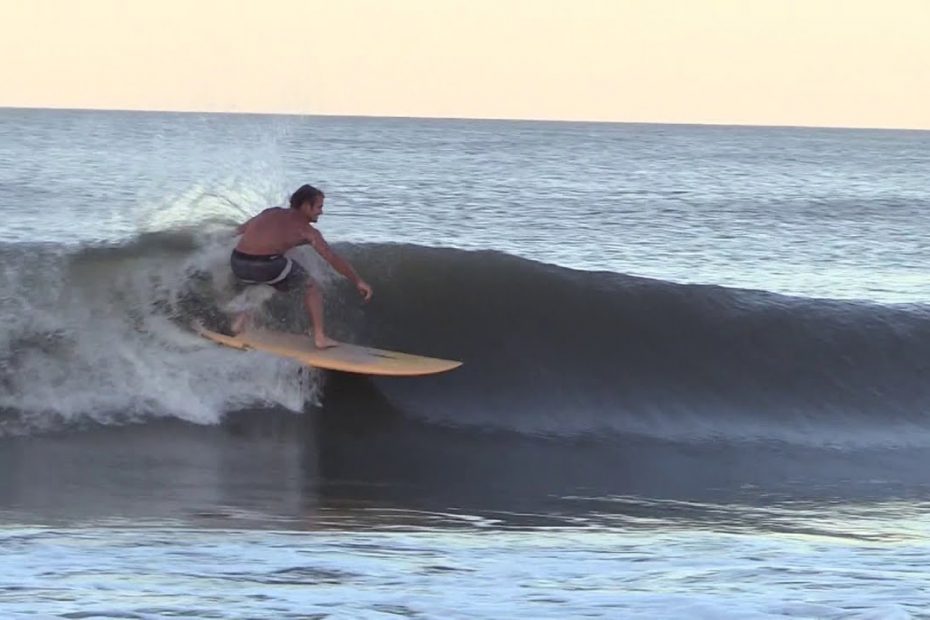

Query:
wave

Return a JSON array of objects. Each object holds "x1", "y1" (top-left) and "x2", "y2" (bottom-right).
[
  {"x1": 3, "y1": 231, "x2": 930, "y2": 446},
  {"x1": 339, "y1": 244, "x2": 930, "y2": 446}
]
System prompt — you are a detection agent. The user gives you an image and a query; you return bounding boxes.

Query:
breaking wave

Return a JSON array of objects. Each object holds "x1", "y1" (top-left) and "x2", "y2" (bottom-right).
[{"x1": 3, "y1": 230, "x2": 930, "y2": 446}]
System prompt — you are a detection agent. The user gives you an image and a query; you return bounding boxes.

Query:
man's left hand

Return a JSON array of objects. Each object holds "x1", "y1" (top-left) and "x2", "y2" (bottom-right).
[{"x1": 357, "y1": 280, "x2": 373, "y2": 303}]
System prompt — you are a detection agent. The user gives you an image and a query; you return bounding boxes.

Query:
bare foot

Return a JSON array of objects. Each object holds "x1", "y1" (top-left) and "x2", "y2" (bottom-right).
[{"x1": 313, "y1": 334, "x2": 339, "y2": 349}]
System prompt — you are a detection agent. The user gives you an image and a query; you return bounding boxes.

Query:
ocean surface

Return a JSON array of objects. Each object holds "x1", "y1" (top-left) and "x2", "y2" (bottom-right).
[{"x1": 2, "y1": 107, "x2": 930, "y2": 618}]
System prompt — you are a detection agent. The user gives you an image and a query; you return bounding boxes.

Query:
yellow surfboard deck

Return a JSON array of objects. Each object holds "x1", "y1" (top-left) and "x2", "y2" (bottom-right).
[{"x1": 194, "y1": 323, "x2": 462, "y2": 377}]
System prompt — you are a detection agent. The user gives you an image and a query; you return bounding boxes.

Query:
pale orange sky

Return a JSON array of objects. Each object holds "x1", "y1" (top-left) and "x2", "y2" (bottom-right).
[{"x1": 1, "y1": 0, "x2": 929, "y2": 129}]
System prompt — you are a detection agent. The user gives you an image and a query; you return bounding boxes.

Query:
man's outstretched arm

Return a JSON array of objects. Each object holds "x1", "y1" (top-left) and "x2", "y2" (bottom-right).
[{"x1": 305, "y1": 228, "x2": 373, "y2": 301}]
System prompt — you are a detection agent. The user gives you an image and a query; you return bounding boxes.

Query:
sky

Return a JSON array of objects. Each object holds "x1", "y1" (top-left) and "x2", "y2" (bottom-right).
[{"x1": 1, "y1": 0, "x2": 929, "y2": 129}]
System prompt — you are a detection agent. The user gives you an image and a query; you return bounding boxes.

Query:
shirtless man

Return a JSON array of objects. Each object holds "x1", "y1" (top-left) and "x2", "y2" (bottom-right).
[{"x1": 230, "y1": 184, "x2": 373, "y2": 349}]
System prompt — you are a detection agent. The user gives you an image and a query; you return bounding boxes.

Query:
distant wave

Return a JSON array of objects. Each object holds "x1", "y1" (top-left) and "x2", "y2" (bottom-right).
[{"x1": 3, "y1": 233, "x2": 930, "y2": 447}]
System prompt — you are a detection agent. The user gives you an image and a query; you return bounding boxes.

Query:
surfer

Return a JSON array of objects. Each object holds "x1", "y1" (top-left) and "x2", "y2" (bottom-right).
[{"x1": 229, "y1": 184, "x2": 373, "y2": 349}]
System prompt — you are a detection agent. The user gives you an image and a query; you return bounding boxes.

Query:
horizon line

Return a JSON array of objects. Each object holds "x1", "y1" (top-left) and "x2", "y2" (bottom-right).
[{"x1": 2, "y1": 104, "x2": 928, "y2": 134}]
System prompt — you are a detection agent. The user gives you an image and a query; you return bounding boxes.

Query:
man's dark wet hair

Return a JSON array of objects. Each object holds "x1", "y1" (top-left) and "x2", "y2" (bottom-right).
[{"x1": 290, "y1": 184, "x2": 325, "y2": 209}]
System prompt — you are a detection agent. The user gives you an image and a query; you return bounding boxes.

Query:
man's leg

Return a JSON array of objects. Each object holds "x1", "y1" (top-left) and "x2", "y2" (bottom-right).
[
  {"x1": 304, "y1": 278, "x2": 339, "y2": 349},
  {"x1": 231, "y1": 310, "x2": 252, "y2": 334},
  {"x1": 229, "y1": 286, "x2": 274, "y2": 334},
  {"x1": 229, "y1": 253, "x2": 289, "y2": 335}
]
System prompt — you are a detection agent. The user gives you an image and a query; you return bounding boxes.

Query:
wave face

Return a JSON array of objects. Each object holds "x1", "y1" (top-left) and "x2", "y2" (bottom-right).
[
  {"x1": 339, "y1": 245, "x2": 930, "y2": 446},
  {"x1": 3, "y1": 234, "x2": 930, "y2": 446}
]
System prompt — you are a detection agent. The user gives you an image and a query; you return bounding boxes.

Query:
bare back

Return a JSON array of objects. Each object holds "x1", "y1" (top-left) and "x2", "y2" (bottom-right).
[{"x1": 235, "y1": 207, "x2": 313, "y2": 256}]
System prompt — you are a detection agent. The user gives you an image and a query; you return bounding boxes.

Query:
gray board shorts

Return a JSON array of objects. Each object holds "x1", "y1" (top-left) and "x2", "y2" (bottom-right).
[{"x1": 230, "y1": 249, "x2": 304, "y2": 292}]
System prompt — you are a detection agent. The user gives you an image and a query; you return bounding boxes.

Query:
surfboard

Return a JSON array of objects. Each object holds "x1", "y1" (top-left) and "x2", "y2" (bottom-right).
[{"x1": 193, "y1": 323, "x2": 462, "y2": 377}]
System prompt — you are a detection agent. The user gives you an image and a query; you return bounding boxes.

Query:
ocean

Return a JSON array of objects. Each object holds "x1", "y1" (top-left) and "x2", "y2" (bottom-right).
[{"x1": 2, "y1": 107, "x2": 930, "y2": 618}]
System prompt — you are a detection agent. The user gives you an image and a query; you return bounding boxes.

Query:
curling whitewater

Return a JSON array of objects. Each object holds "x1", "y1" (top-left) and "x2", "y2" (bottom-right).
[
  {"x1": 0, "y1": 231, "x2": 327, "y2": 431},
  {"x1": 2, "y1": 230, "x2": 930, "y2": 446}
]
